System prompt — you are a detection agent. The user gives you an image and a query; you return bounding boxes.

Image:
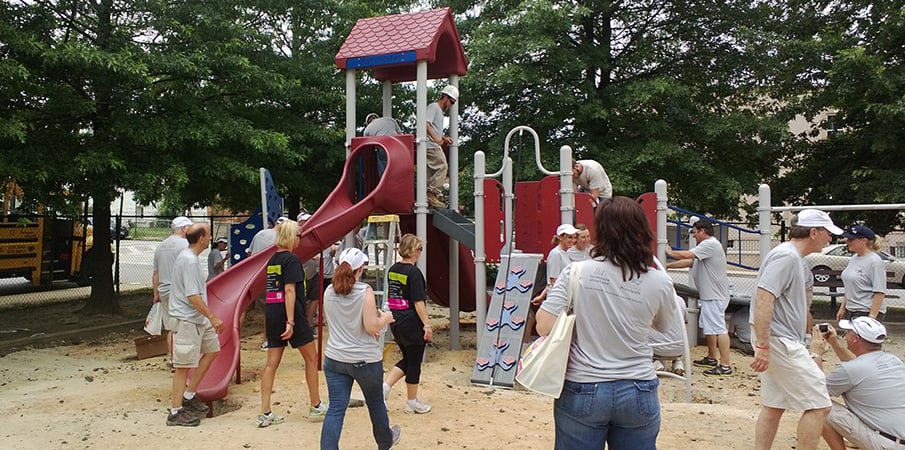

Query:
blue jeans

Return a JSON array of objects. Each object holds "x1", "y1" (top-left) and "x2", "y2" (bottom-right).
[
  {"x1": 321, "y1": 357, "x2": 393, "y2": 450},
  {"x1": 553, "y1": 378, "x2": 661, "y2": 450}
]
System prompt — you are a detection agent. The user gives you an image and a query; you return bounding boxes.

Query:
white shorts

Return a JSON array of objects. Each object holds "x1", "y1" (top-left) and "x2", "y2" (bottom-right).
[
  {"x1": 172, "y1": 319, "x2": 220, "y2": 368},
  {"x1": 698, "y1": 299, "x2": 729, "y2": 335},
  {"x1": 759, "y1": 336, "x2": 831, "y2": 410},
  {"x1": 826, "y1": 402, "x2": 905, "y2": 450}
]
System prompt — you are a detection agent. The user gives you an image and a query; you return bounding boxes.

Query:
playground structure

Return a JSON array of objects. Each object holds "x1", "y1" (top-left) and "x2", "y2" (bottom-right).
[{"x1": 1, "y1": 184, "x2": 89, "y2": 288}]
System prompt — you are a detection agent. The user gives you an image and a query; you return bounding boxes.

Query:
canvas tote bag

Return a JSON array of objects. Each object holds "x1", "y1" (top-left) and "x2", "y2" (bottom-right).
[{"x1": 515, "y1": 261, "x2": 582, "y2": 398}]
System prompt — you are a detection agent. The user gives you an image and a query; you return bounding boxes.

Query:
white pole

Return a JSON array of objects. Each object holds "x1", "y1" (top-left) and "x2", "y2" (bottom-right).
[
  {"x1": 259, "y1": 168, "x2": 268, "y2": 226},
  {"x1": 655, "y1": 179, "x2": 668, "y2": 266},
  {"x1": 342, "y1": 70, "x2": 357, "y2": 250},
  {"x1": 474, "y1": 151, "x2": 486, "y2": 344},
  {"x1": 448, "y1": 75, "x2": 460, "y2": 350},
  {"x1": 560, "y1": 145, "x2": 574, "y2": 226},
  {"x1": 502, "y1": 157, "x2": 514, "y2": 252},
  {"x1": 415, "y1": 62, "x2": 428, "y2": 273},
  {"x1": 382, "y1": 81, "x2": 392, "y2": 117},
  {"x1": 758, "y1": 184, "x2": 772, "y2": 267}
]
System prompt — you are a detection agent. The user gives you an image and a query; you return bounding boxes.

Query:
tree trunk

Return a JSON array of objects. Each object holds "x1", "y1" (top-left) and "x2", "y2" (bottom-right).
[{"x1": 82, "y1": 192, "x2": 120, "y2": 314}]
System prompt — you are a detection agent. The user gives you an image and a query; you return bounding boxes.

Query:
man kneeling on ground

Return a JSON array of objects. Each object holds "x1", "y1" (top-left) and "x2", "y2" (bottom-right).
[{"x1": 816, "y1": 317, "x2": 905, "y2": 450}]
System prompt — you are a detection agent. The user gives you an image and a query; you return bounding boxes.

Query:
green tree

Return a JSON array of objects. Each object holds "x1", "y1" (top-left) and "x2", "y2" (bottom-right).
[
  {"x1": 0, "y1": 0, "x2": 366, "y2": 312},
  {"x1": 447, "y1": 0, "x2": 798, "y2": 217},
  {"x1": 771, "y1": 1, "x2": 905, "y2": 232}
]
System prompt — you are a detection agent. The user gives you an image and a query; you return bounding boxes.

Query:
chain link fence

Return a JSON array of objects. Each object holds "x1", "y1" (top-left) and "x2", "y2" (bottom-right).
[{"x1": 0, "y1": 214, "x2": 245, "y2": 310}]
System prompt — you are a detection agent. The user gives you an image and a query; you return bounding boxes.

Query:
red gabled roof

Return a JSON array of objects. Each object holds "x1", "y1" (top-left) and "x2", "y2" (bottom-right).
[{"x1": 335, "y1": 7, "x2": 468, "y2": 82}]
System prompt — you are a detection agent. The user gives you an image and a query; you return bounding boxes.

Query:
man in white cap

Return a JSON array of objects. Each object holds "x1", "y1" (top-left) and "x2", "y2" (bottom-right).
[
  {"x1": 151, "y1": 215, "x2": 193, "y2": 364},
  {"x1": 297, "y1": 212, "x2": 322, "y2": 328},
  {"x1": 424, "y1": 85, "x2": 458, "y2": 208},
  {"x1": 750, "y1": 209, "x2": 843, "y2": 450},
  {"x1": 207, "y1": 237, "x2": 229, "y2": 280},
  {"x1": 816, "y1": 318, "x2": 905, "y2": 450}
]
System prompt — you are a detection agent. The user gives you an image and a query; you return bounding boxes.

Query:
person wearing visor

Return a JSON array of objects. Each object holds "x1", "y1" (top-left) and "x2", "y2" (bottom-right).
[
  {"x1": 815, "y1": 317, "x2": 905, "y2": 450},
  {"x1": 837, "y1": 225, "x2": 888, "y2": 322}
]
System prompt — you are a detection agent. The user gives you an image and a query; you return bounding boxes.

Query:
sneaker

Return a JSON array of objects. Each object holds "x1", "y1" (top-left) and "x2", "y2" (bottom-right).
[
  {"x1": 653, "y1": 360, "x2": 666, "y2": 372},
  {"x1": 256, "y1": 411, "x2": 284, "y2": 428},
  {"x1": 692, "y1": 356, "x2": 718, "y2": 367},
  {"x1": 166, "y1": 408, "x2": 200, "y2": 427},
  {"x1": 671, "y1": 359, "x2": 685, "y2": 376},
  {"x1": 703, "y1": 365, "x2": 733, "y2": 376},
  {"x1": 308, "y1": 402, "x2": 328, "y2": 420},
  {"x1": 404, "y1": 398, "x2": 431, "y2": 414},
  {"x1": 390, "y1": 425, "x2": 402, "y2": 447},
  {"x1": 182, "y1": 395, "x2": 209, "y2": 416}
]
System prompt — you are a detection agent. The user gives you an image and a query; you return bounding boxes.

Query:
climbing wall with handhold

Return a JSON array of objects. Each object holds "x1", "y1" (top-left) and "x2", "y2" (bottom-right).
[{"x1": 471, "y1": 253, "x2": 542, "y2": 388}]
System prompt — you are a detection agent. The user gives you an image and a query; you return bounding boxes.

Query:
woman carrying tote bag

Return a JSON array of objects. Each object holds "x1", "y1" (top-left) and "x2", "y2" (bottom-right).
[{"x1": 536, "y1": 196, "x2": 681, "y2": 450}]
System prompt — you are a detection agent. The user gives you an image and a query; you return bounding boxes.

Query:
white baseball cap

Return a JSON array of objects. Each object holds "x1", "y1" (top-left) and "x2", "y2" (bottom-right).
[
  {"x1": 171, "y1": 216, "x2": 193, "y2": 228},
  {"x1": 338, "y1": 248, "x2": 368, "y2": 270},
  {"x1": 796, "y1": 209, "x2": 843, "y2": 235},
  {"x1": 297, "y1": 212, "x2": 312, "y2": 221},
  {"x1": 839, "y1": 317, "x2": 887, "y2": 344},
  {"x1": 556, "y1": 224, "x2": 579, "y2": 236}
]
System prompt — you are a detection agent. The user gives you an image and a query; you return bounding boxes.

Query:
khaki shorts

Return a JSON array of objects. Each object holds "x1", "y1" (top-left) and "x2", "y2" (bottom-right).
[
  {"x1": 172, "y1": 319, "x2": 220, "y2": 368},
  {"x1": 760, "y1": 336, "x2": 831, "y2": 410},
  {"x1": 827, "y1": 402, "x2": 905, "y2": 450}
]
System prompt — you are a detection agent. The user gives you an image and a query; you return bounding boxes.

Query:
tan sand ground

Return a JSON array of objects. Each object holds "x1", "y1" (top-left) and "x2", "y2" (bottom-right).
[{"x1": 1, "y1": 303, "x2": 902, "y2": 449}]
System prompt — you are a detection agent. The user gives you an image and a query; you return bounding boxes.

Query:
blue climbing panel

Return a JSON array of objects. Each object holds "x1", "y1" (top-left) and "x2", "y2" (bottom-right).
[{"x1": 471, "y1": 253, "x2": 542, "y2": 388}]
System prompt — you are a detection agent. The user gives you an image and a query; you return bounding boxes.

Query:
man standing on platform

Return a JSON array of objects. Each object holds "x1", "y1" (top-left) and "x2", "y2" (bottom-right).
[{"x1": 424, "y1": 85, "x2": 457, "y2": 208}]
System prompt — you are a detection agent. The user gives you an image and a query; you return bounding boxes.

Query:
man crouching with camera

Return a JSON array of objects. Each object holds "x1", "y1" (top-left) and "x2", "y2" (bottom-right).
[{"x1": 812, "y1": 318, "x2": 905, "y2": 450}]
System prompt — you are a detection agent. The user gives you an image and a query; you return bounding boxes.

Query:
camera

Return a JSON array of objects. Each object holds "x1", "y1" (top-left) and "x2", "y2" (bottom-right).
[{"x1": 818, "y1": 323, "x2": 829, "y2": 333}]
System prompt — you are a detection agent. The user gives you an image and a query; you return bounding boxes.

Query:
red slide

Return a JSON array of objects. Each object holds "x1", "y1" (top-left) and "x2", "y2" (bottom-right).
[{"x1": 194, "y1": 135, "x2": 415, "y2": 402}]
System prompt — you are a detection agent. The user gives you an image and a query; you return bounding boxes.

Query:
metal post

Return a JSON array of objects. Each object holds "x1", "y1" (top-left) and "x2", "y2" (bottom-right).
[
  {"x1": 448, "y1": 75, "x2": 460, "y2": 350},
  {"x1": 415, "y1": 62, "x2": 428, "y2": 275},
  {"x1": 473, "y1": 151, "x2": 486, "y2": 344},
  {"x1": 559, "y1": 145, "x2": 574, "y2": 225},
  {"x1": 655, "y1": 179, "x2": 668, "y2": 266},
  {"x1": 758, "y1": 184, "x2": 771, "y2": 267}
]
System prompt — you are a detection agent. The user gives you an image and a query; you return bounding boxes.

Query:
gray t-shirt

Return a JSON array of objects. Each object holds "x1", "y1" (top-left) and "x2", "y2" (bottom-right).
[
  {"x1": 826, "y1": 351, "x2": 905, "y2": 440},
  {"x1": 573, "y1": 160, "x2": 613, "y2": 200},
  {"x1": 363, "y1": 117, "x2": 402, "y2": 136},
  {"x1": 751, "y1": 242, "x2": 809, "y2": 342},
  {"x1": 546, "y1": 245, "x2": 571, "y2": 283},
  {"x1": 841, "y1": 252, "x2": 887, "y2": 313},
  {"x1": 425, "y1": 101, "x2": 444, "y2": 149},
  {"x1": 323, "y1": 282, "x2": 382, "y2": 364},
  {"x1": 207, "y1": 248, "x2": 225, "y2": 280},
  {"x1": 567, "y1": 246, "x2": 591, "y2": 262},
  {"x1": 690, "y1": 237, "x2": 730, "y2": 301},
  {"x1": 169, "y1": 248, "x2": 208, "y2": 325},
  {"x1": 152, "y1": 235, "x2": 188, "y2": 296},
  {"x1": 541, "y1": 258, "x2": 680, "y2": 383},
  {"x1": 249, "y1": 228, "x2": 276, "y2": 254},
  {"x1": 649, "y1": 295, "x2": 687, "y2": 357}
]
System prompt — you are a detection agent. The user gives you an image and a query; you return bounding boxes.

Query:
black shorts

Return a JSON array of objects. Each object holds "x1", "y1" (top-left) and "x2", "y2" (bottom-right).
[{"x1": 264, "y1": 300, "x2": 314, "y2": 348}]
